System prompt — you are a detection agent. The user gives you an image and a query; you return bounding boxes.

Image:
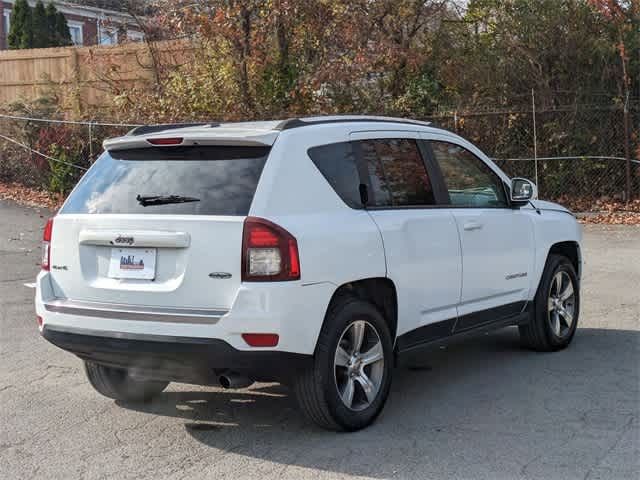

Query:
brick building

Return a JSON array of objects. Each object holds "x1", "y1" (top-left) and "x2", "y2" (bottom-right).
[{"x1": 0, "y1": 0, "x2": 144, "y2": 50}]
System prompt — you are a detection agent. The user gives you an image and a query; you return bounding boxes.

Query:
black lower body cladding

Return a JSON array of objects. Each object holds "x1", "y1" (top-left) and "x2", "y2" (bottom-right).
[{"x1": 41, "y1": 326, "x2": 312, "y2": 385}]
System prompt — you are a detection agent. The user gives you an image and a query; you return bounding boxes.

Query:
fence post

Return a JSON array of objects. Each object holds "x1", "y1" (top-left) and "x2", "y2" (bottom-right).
[
  {"x1": 532, "y1": 89, "x2": 539, "y2": 190},
  {"x1": 623, "y1": 91, "x2": 632, "y2": 202},
  {"x1": 88, "y1": 121, "x2": 93, "y2": 163}
]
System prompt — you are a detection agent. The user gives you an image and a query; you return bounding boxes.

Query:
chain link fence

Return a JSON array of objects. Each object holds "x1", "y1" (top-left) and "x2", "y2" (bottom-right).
[
  {"x1": 424, "y1": 103, "x2": 640, "y2": 211},
  {"x1": 0, "y1": 114, "x2": 137, "y2": 193},
  {"x1": 1, "y1": 102, "x2": 639, "y2": 212}
]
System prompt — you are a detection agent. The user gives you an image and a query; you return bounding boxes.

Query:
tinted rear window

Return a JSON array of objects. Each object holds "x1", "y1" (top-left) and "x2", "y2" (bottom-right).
[
  {"x1": 307, "y1": 142, "x2": 362, "y2": 208},
  {"x1": 61, "y1": 146, "x2": 269, "y2": 215},
  {"x1": 359, "y1": 139, "x2": 435, "y2": 207}
]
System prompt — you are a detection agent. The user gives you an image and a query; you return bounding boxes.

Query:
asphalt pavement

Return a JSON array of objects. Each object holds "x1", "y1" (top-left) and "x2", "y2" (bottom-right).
[{"x1": 0, "y1": 199, "x2": 638, "y2": 480}]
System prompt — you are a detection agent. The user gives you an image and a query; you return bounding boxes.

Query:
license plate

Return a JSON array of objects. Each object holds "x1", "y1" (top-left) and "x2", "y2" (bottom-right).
[{"x1": 108, "y1": 247, "x2": 156, "y2": 280}]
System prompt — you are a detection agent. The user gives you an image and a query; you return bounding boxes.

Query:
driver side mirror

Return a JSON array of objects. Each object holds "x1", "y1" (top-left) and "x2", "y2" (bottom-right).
[{"x1": 511, "y1": 178, "x2": 536, "y2": 206}]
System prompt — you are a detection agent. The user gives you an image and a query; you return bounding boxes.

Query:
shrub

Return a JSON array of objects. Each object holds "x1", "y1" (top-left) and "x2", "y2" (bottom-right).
[{"x1": 47, "y1": 144, "x2": 79, "y2": 195}]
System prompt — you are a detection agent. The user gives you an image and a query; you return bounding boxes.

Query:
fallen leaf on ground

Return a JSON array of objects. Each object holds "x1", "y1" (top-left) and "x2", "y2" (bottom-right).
[
  {"x1": 0, "y1": 182, "x2": 64, "y2": 211},
  {"x1": 578, "y1": 200, "x2": 640, "y2": 225}
]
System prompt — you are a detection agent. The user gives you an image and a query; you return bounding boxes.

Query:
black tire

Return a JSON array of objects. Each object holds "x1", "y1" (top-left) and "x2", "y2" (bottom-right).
[
  {"x1": 519, "y1": 254, "x2": 580, "y2": 351},
  {"x1": 84, "y1": 361, "x2": 168, "y2": 402},
  {"x1": 294, "y1": 295, "x2": 394, "y2": 431}
]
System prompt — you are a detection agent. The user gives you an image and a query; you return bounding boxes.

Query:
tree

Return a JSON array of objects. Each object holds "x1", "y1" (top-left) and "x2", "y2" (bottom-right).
[
  {"x1": 589, "y1": 0, "x2": 639, "y2": 201},
  {"x1": 7, "y1": 0, "x2": 73, "y2": 49},
  {"x1": 431, "y1": 0, "x2": 630, "y2": 109},
  {"x1": 32, "y1": 0, "x2": 50, "y2": 48},
  {"x1": 8, "y1": 0, "x2": 34, "y2": 49},
  {"x1": 54, "y1": 11, "x2": 73, "y2": 46},
  {"x1": 45, "y1": 2, "x2": 58, "y2": 45}
]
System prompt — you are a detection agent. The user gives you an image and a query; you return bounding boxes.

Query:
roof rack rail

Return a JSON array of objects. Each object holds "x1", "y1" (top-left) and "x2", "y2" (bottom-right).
[
  {"x1": 127, "y1": 123, "x2": 219, "y2": 136},
  {"x1": 275, "y1": 116, "x2": 431, "y2": 131}
]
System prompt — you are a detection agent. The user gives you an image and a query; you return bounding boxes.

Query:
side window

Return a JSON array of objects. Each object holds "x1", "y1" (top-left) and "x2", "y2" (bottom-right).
[
  {"x1": 430, "y1": 141, "x2": 507, "y2": 208},
  {"x1": 308, "y1": 142, "x2": 362, "y2": 208},
  {"x1": 359, "y1": 138, "x2": 435, "y2": 207}
]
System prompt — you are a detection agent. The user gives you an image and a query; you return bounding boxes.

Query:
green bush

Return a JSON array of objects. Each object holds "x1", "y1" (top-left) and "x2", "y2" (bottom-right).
[{"x1": 47, "y1": 144, "x2": 79, "y2": 195}]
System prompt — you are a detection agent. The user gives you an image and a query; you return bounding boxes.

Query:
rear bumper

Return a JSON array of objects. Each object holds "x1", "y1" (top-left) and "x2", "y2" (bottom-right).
[
  {"x1": 35, "y1": 270, "x2": 336, "y2": 355},
  {"x1": 41, "y1": 325, "x2": 312, "y2": 384}
]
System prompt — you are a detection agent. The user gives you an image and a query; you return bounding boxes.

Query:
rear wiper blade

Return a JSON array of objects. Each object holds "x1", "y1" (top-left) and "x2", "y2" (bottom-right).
[{"x1": 136, "y1": 194, "x2": 200, "y2": 207}]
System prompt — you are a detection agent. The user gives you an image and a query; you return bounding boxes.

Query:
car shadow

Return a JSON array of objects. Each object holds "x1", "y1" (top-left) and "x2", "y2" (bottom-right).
[{"x1": 118, "y1": 327, "x2": 639, "y2": 478}]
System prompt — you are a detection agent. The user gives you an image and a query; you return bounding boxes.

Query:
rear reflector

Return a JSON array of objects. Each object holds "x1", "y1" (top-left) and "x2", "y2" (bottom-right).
[
  {"x1": 146, "y1": 137, "x2": 184, "y2": 146},
  {"x1": 42, "y1": 217, "x2": 54, "y2": 271},
  {"x1": 242, "y1": 333, "x2": 279, "y2": 347},
  {"x1": 37, "y1": 316, "x2": 43, "y2": 329}
]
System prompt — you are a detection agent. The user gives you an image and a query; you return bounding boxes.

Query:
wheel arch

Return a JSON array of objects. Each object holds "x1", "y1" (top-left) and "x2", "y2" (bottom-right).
[
  {"x1": 548, "y1": 241, "x2": 582, "y2": 280},
  {"x1": 320, "y1": 278, "x2": 398, "y2": 346}
]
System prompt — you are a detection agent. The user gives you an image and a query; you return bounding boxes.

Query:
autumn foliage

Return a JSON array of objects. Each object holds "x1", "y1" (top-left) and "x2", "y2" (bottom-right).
[
  {"x1": 86, "y1": 0, "x2": 635, "y2": 124},
  {"x1": 0, "y1": 0, "x2": 638, "y2": 221}
]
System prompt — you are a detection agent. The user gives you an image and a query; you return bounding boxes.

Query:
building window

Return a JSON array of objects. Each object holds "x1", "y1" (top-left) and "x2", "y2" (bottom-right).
[
  {"x1": 67, "y1": 21, "x2": 84, "y2": 45},
  {"x1": 127, "y1": 30, "x2": 144, "y2": 42},
  {"x1": 99, "y1": 26, "x2": 118, "y2": 45},
  {"x1": 3, "y1": 10, "x2": 11, "y2": 41}
]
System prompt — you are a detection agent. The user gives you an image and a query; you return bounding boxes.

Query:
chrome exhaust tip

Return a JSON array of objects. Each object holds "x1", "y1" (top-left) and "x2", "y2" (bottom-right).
[{"x1": 218, "y1": 372, "x2": 253, "y2": 389}]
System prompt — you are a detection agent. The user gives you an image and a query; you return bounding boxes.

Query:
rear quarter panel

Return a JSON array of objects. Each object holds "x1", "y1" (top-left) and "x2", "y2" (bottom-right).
[
  {"x1": 250, "y1": 126, "x2": 387, "y2": 286},
  {"x1": 249, "y1": 127, "x2": 387, "y2": 351}
]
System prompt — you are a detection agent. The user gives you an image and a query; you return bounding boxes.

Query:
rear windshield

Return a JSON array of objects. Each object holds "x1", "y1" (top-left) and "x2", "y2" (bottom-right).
[{"x1": 61, "y1": 146, "x2": 270, "y2": 215}]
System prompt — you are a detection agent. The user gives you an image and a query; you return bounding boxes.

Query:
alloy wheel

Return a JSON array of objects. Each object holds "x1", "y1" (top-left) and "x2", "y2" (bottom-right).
[
  {"x1": 333, "y1": 320, "x2": 385, "y2": 411},
  {"x1": 547, "y1": 271, "x2": 576, "y2": 338}
]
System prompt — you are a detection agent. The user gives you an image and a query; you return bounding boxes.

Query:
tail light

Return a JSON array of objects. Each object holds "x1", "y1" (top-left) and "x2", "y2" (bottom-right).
[
  {"x1": 242, "y1": 217, "x2": 300, "y2": 282},
  {"x1": 41, "y1": 218, "x2": 54, "y2": 271},
  {"x1": 146, "y1": 137, "x2": 183, "y2": 146}
]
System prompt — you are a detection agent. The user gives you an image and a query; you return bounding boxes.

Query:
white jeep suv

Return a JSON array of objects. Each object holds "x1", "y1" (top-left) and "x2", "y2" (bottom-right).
[{"x1": 35, "y1": 116, "x2": 582, "y2": 431}]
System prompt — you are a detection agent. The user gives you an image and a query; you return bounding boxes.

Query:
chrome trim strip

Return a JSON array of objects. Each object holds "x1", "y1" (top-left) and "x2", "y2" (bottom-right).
[
  {"x1": 78, "y1": 229, "x2": 191, "y2": 248},
  {"x1": 44, "y1": 298, "x2": 227, "y2": 324},
  {"x1": 43, "y1": 325, "x2": 218, "y2": 343}
]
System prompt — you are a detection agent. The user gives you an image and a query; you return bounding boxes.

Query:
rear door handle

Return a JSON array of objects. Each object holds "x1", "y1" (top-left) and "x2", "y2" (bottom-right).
[{"x1": 463, "y1": 221, "x2": 483, "y2": 231}]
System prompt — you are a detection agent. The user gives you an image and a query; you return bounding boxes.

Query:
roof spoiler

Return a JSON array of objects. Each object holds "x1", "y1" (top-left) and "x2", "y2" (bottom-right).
[
  {"x1": 127, "y1": 123, "x2": 218, "y2": 136},
  {"x1": 104, "y1": 132, "x2": 279, "y2": 151}
]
